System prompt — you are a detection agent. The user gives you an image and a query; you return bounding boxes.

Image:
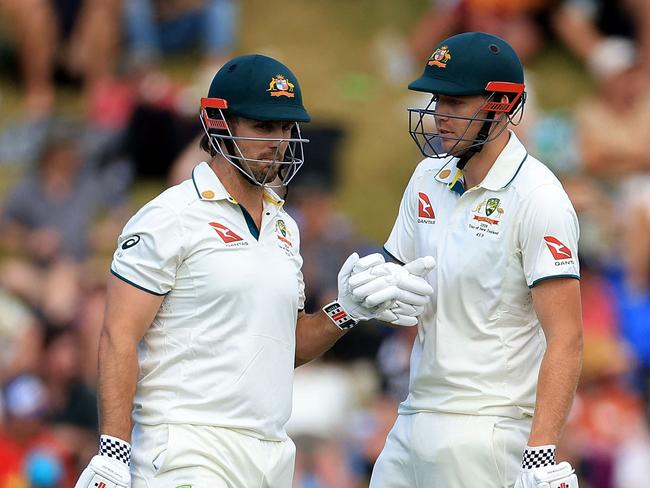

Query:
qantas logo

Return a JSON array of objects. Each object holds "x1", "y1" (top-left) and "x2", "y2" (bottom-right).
[
  {"x1": 209, "y1": 222, "x2": 243, "y2": 243},
  {"x1": 418, "y1": 192, "x2": 436, "y2": 221},
  {"x1": 544, "y1": 236, "x2": 573, "y2": 260}
]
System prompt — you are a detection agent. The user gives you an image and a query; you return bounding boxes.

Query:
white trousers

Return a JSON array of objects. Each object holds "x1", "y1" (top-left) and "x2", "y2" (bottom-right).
[
  {"x1": 130, "y1": 423, "x2": 296, "y2": 488},
  {"x1": 369, "y1": 412, "x2": 531, "y2": 488}
]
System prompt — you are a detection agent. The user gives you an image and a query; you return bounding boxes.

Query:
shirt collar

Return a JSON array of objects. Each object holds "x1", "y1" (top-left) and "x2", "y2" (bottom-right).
[
  {"x1": 191, "y1": 162, "x2": 285, "y2": 207},
  {"x1": 433, "y1": 131, "x2": 528, "y2": 195},
  {"x1": 479, "y1": 131, "x2": 528, "y2": 191},
  {"x1": 434, "y1": 157, "x2": 465, "y2": 196}
]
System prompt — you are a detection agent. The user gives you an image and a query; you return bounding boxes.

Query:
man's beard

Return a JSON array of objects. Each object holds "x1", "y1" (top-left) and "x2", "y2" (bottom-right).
[{"x1": 239, "y1": 160, "x2": 281, "y2": 187}]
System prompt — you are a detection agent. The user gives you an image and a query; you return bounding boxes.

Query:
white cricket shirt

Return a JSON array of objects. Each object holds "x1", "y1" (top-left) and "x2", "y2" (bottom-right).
[
  {"x1": 384, "y1": 132, "x2": 579, "y2": 419},
  {"x1": 111, "y1": 162, "x2": 305, "y2": 441}
]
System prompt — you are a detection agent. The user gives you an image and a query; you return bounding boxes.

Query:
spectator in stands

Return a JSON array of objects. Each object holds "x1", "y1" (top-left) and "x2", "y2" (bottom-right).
[
  {"x1": 0, "y1": 121, "x2": 129, "y2": 326},
  {"x1": 560, "y1": 338, "x2": 650, "y2": 488},
  {"x1": 553, "y1": 0, "x2": 650, "y2": 80},
  {"x1": 0, "y1": 374, "x2": 76, "y2": 487},
  {"x1": 123, "y1": 0, "x2": 238, "y2": 69},
  {"x1": 407, "y1": 0, "x2": 554, "y2": 68},
  {"x1": 0, "y1": 288, "x2": 42, "y2": 385},
  {"x1": 41, "y1": 328, "x2": 98, "y2": 469},
  {"x1": 0, "y1": 0, "x2": 122, "y2": 118}
]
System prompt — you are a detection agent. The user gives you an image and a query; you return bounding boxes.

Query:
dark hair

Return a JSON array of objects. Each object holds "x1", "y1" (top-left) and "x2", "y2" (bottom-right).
[
  {"x1": 199, "y1": 115, "x2": 240, "y2": 158},
  {"x1": 200, "y1": 133, "x2": 217, "y2": 157}
]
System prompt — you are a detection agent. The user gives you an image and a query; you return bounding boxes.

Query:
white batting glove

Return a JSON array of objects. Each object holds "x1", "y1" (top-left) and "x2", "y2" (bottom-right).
[
  {"x1": 324, "y1": 253, "x2": 435, "y2": 329},
  {"x1": 349, "y1": 257, "x2": 435, "y2": 308},
  {"x1": 374, "y1": 301, "x2": 425, "y2": 327},
  {"x1": 323, "y1": 253, "x2": 388, "y2": 329},
  {"x1": 514, "y1": 445, "x2": 579, "y2": 488},
  {"x1": 373, "y1": 257, "x2": 435, "y2": 326},
  {"x1": 75, "y1": 435, "x2": 131, "y2": 488}
]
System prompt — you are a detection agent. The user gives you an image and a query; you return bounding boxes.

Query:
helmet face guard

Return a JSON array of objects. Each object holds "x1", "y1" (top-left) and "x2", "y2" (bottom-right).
[
  {"x1": 408, "y1": 81, "x2": 526, "y2": 159},
  {"x1": 200, "y1": 97, "x2": 309, "y2": 188}
]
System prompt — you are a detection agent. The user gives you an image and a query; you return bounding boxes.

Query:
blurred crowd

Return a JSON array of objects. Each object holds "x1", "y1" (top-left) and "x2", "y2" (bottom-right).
[{"x1": 0, "y1": 0, "x2": 649, "y2": 487}]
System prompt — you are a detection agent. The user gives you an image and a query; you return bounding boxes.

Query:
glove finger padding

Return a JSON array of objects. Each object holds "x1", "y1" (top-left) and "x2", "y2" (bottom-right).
[
  {"x1": 350, "y1": 262, "x2": 433, "y2": 297},
  {"x1": 403, "y1": 256, "x2": 436, "y2": 276},
  {"x1": 391, "y1": 273, "x2": 434, "y2": 297},
  {"x1": 376, "y1": 309, "x2": 419, "y2": 327},
  {"x1": 362, "y1": 285, "x2": 431, "y2": 308},
  {"x1": 348, "y1": 266, "x2": 391, "y2": 289},
  {"x1": 351, "y1": 276, "x2": 396, "y2": 302},
  {"x1": 352, "y1": 253, "x2": 385, "y2": 273},
  {"x1": 391, "y1": 302, "x2": 423, "y2": 316},
  {"x1": 338, "y1": 252, "x2": 360, "y2": 281}
]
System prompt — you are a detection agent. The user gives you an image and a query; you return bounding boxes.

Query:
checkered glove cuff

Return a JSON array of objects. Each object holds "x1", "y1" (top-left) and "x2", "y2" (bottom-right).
[
  {"x1": 99, "y1": 434, "x2": 131, "y2": 467},
  {"x1": 521, "y1": 445, "x2": 556, "y2": 470}
]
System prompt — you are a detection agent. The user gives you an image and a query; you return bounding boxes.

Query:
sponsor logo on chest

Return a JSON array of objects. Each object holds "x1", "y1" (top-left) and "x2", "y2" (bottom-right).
[
  {"x1": 209, "y1": 222, "x2": 249, "y2": 247},
  {"x1": 417, "y1": 192, "x2": 436, "y2": 224}
]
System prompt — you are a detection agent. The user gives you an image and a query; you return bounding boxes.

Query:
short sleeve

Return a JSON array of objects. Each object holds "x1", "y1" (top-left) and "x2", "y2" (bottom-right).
[
  {"x1": 384, "y1": 170, "x2": 419, "y2": 264},
  {"x1": 110, "y1": 203, "x2": 185, "y2": 295},
  {"x1": 519, "y1": 185, "x2": 580, "y2": 288}
]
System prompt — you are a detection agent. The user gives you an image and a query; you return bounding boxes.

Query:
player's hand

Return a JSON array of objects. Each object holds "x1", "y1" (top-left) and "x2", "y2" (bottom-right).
[
  {"x1": 514, "y1": 445, "x2": 578, "y2": 488},
  {"x1": 330, "y1": 253, "x2": 434, "y2": 329},
  {"x1": 335, "y1": 252, "x2": 391, "y2": 321},
  {"x1": 75, "y1": 455, "x2": 131, "y2": 488},
  {"x1": 374, "y1": 301, "x2": 425, "y2": 326},
  {"x1": 370, "y1": 257, "x2": 435, "y2": 326},
  {"x1": 349, "y1": 256, "x2": 435, "y2": 308},
  {"x1": 514, "y1": 462, "x2": 578, "y2": 488}
]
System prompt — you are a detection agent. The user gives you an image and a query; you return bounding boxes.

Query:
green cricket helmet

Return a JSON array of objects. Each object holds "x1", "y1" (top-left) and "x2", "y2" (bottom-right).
[
  {"x1": 200, "y1": 54, "x2": 311, "y2": 187},
  {"x1": 407, "y1": 32, "x2": 526, "y2": 162}
]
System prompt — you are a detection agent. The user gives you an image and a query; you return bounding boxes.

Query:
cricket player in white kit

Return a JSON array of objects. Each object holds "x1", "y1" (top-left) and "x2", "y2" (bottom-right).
[
  {"x1": 73, "y1": 54, "x2": 435, "y2": 488},
  {"x1": 369, "y1": 33, "x2": 583, "y2": 488}
]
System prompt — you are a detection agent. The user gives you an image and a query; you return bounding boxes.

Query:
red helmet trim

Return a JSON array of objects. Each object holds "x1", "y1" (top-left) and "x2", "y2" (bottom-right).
[
  {"x1": 481, "y1": 82, "x2": 525, "y2": 113},
  {"x1": 200, "y1": 97, "x2": 229, "y2": 130},
  {"x1": 200, "y1": 97, "x2": 228, "y2": 109}
]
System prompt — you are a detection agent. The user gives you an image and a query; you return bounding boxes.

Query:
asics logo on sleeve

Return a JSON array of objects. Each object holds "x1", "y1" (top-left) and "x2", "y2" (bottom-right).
[
  {"x1": 209, "y1": 222, "x2": 243, "y2": 243},
  {"x1": 418, "y1": 192, "x2": 436, "y2": 220},
  {"x1": 543, "y1": 236, "x2": 572, "y2": 260},
  {"x1": 121, "y1": 235, "x2": 141, "y2": 249}
]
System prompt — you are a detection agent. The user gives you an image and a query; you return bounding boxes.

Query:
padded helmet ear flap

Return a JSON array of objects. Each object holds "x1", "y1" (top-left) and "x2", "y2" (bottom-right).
[
  {"x1": 481, "y1": 82, "x2": 526, "y2": 114},
  {"x1": 201, "y1": 97, "x2": 228, "y2": 133}
]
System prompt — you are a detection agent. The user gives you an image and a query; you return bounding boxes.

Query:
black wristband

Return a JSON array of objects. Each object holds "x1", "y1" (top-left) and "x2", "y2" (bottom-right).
[
  {"x1": 99, "y1": 434, "x2": 132, "y2": 467},
  {"x1": 521, "y1": 445, "x2": 556, "y2": 470}
]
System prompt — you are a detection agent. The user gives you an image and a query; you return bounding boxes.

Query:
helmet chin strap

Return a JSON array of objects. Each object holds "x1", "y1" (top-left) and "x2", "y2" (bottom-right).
[{"x1": 456, "y1": 111, "x2": 495, "y2": 170}]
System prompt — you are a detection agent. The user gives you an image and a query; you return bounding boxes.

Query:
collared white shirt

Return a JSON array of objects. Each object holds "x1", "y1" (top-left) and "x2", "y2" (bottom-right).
[
  {"x1": 385, "y1": 132, "x2": 579, "y2": 419},
  {"x1": 111, "y1": 162, "x2": 305, "y2": 440}
]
